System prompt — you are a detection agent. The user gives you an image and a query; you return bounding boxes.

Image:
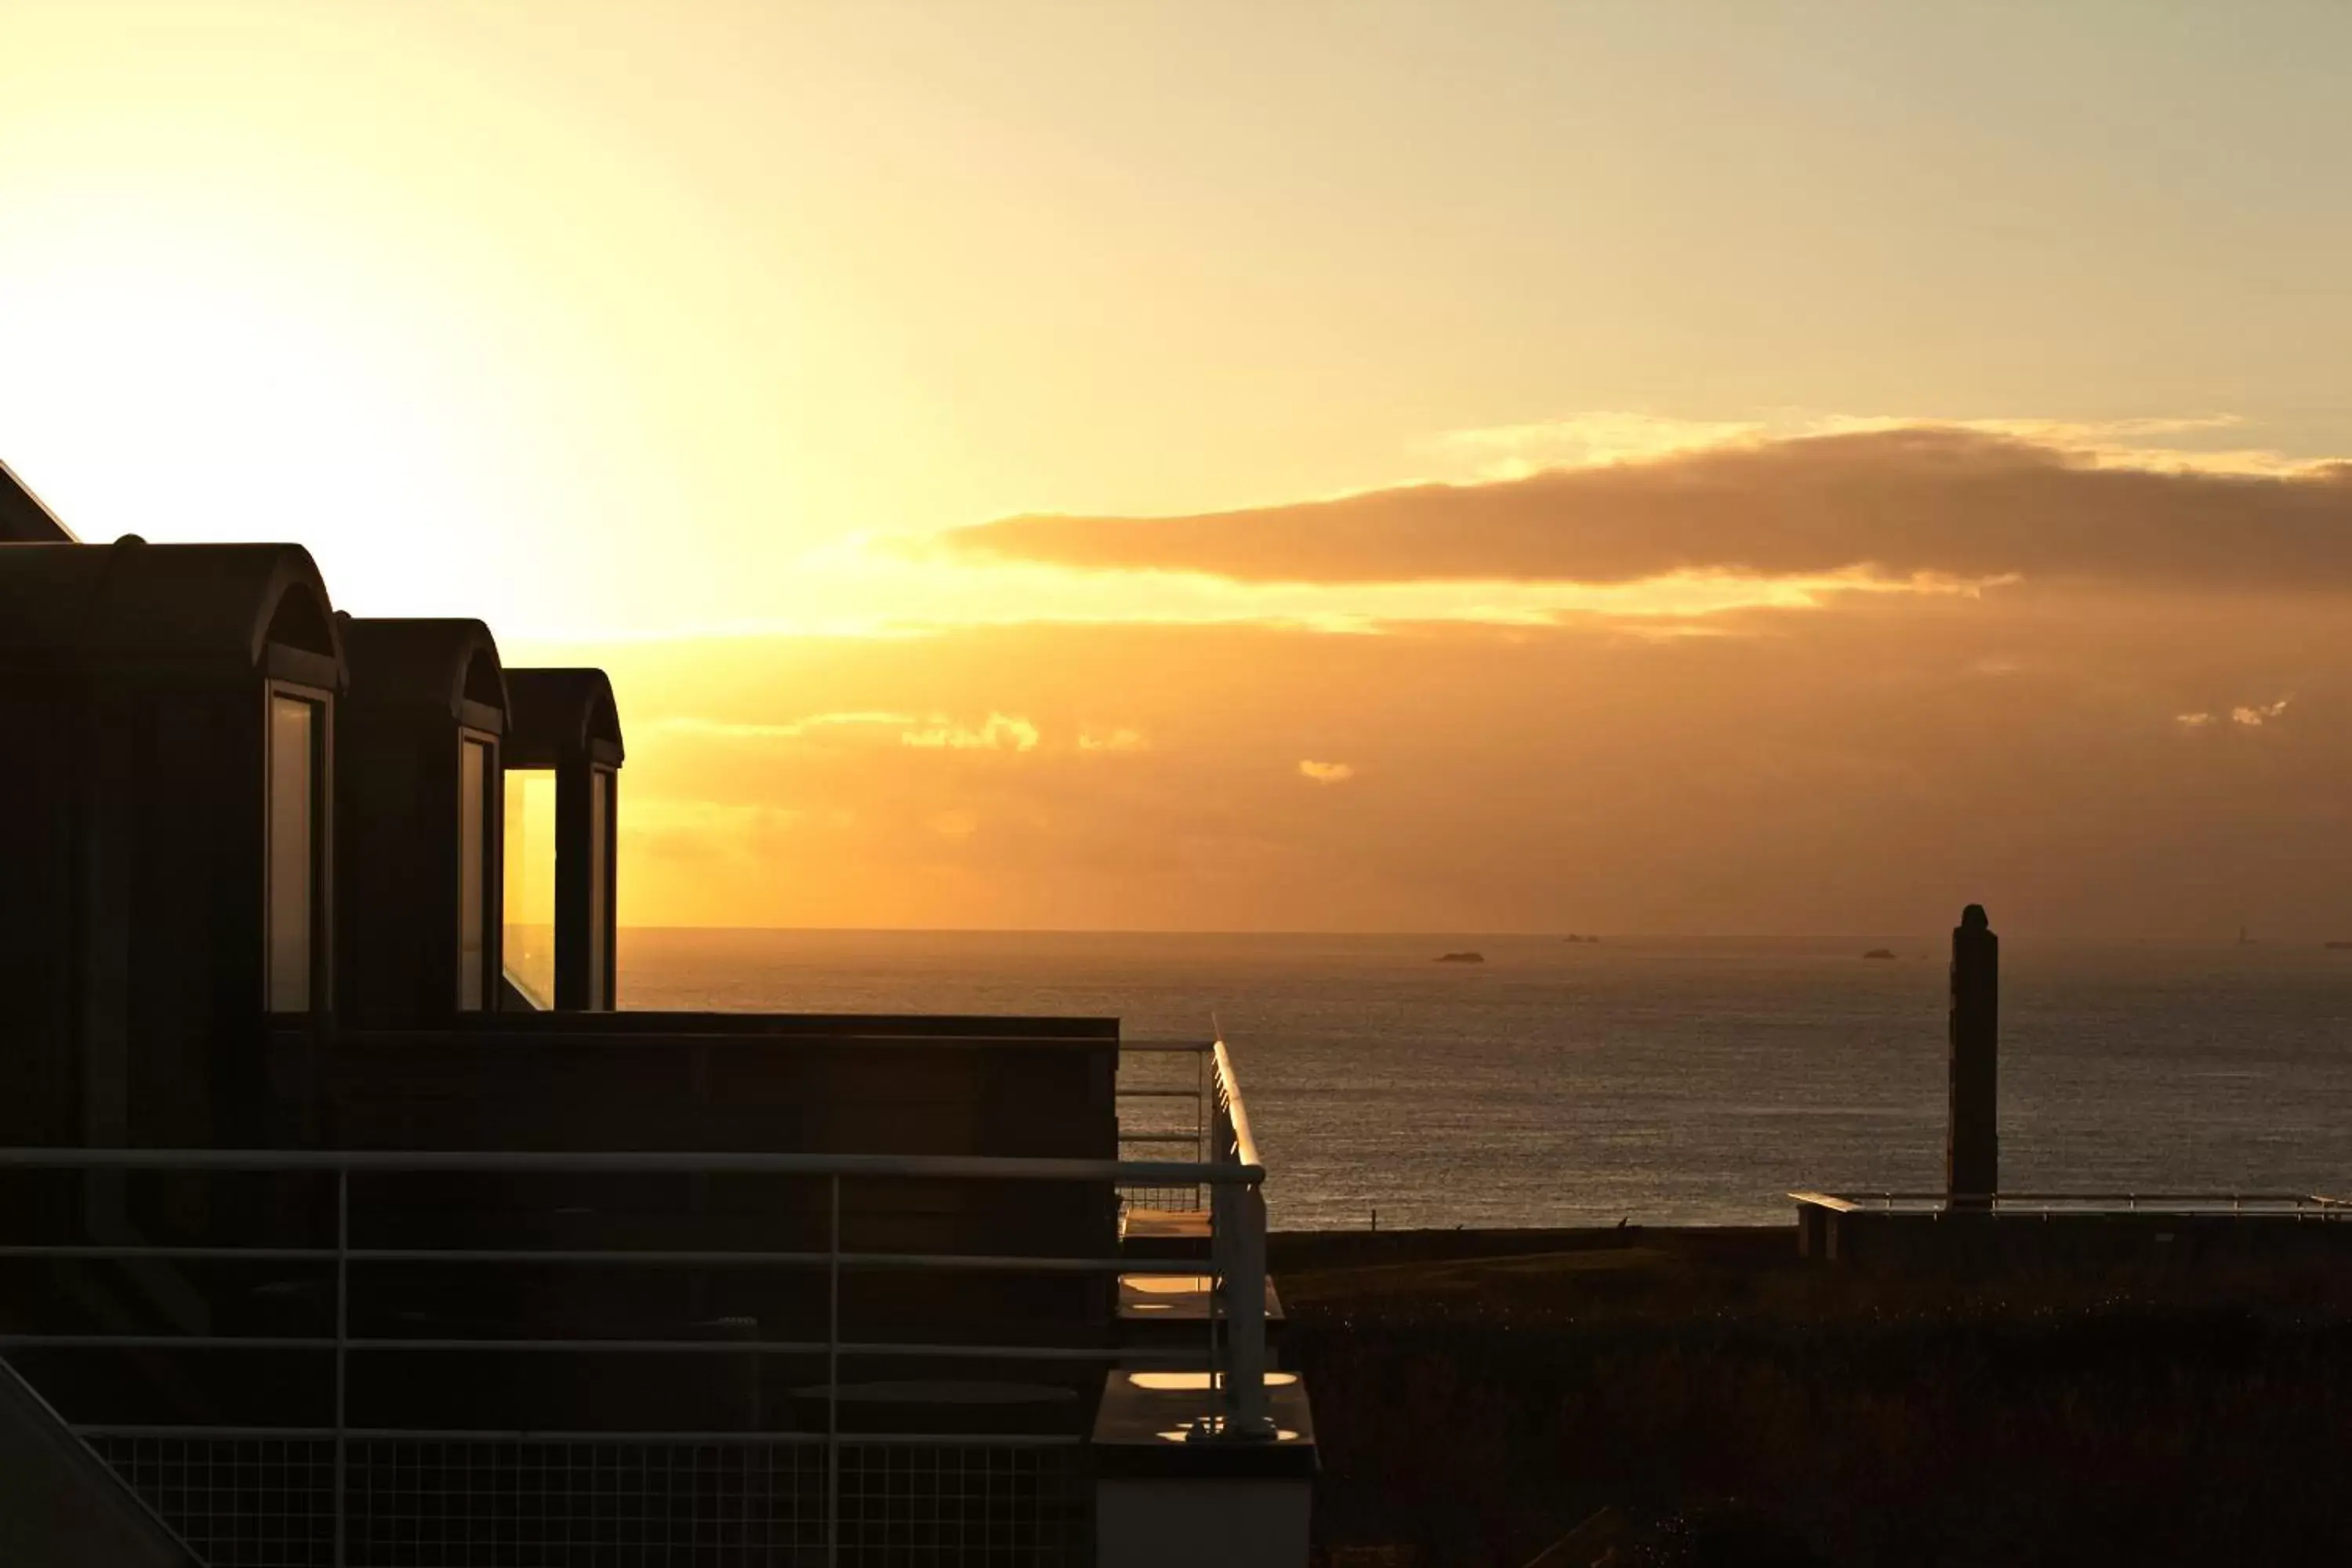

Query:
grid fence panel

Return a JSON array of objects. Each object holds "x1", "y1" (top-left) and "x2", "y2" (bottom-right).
[{"x1": 87, "y1": 1434, "x2": 1086, "y2": 1567}]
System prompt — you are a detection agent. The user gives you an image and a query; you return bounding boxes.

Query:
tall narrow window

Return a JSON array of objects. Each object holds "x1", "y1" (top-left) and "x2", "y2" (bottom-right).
[
  {"x1": 502, "y1": 768, "x2": 556, "y2": 1007},
  {"x1": 587, "y1": 766, "x2": 611, "y2": 1008},
  {"x1": 267, "y1": 694, "x2": 317, "y2": 1011},
  {"x1": 458, "y1": 737, "x2": 492, "y2": 1009}
]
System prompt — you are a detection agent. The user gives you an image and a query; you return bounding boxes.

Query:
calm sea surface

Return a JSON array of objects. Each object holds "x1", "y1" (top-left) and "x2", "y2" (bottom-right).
[{"x1": 618, "y1": 930, "x2": 2352, "y2": 1230}]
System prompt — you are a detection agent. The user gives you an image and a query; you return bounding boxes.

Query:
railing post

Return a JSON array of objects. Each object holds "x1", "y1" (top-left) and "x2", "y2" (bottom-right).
[
  {"x1": 334, "y1": 1165, "x2": 348, "y2": 1568},
  {"x1": 1196, "y1": 1047, "x2": 1207, "y2": 1171},
  {"x1": 1226, "y1": 1178, "x2": 1271, "y2": 1437},
  {"x1": 1209, "y1": 1169, "x2": 1236, "y2": 1424},
  {"x1": 1197, "y1": 1040, "x2": 1274, "y2": 1443}
]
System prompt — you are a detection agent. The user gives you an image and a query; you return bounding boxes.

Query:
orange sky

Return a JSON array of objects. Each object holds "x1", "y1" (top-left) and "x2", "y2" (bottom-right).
[{"x1": 6, "y1": 4, "x2": 2352, "y2": 935}]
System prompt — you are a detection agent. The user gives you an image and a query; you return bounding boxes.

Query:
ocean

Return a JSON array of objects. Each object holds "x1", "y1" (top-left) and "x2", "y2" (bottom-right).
[{"x1": 617, "y1": 929, "x2": 2352, "y2": 1230}]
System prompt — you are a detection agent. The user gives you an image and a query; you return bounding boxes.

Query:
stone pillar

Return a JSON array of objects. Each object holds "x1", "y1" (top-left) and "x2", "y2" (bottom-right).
[{"x1": 1947, "y1": 904, "x2": 1998, "y2": 1210}]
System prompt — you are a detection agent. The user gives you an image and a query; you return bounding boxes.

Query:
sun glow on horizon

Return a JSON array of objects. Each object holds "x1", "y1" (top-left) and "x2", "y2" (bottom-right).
[{"x1": 10, "y1": 3, "x2": 2352, "y2": 937}]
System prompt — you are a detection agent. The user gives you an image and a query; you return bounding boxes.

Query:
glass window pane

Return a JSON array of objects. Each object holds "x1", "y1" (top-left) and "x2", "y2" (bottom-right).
[
  {"x1": 502, "y1": 768, "x2": 556, "y2": 1007},
  {"x1": 587, "y1": 767, "x2": 610, "y2": 1008},
  {"x1": 458, "y1": 739, "x2": 489, "y2": 1010},
  {"x1": 267, "y1": 695, "x2": 314, "y2": 1011}
]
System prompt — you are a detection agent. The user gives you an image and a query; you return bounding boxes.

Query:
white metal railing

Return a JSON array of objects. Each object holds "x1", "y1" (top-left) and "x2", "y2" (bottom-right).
[
  {"x1": 0, "y1": 1127, "x2": 1276, "y2": 1565},
  {"x1": 1113, "y1": 1036, "x2": 1275, "y2": 1439},
  {"x1": 1116, "y1": 1037, "x2": 1216, "y2": 1194}
]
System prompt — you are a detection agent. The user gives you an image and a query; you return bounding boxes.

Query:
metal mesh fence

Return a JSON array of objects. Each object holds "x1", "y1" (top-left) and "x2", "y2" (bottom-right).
[
  {"x1": 87, "y1": 1434, "x2": 1086, "y2": 1567},
  {"x1": 91, "y1": 1435, "x2": 336, "y2": 1567},
  {"x1": 1116, "y1": 1048, "x2": 1206, "y2": 1215},
  {"x1": 833, "y1": 1443, "x2": 1082, "y2": 1563},
  {"x1": 1116, "y1": 1181, "x2": 1204, "y2": 1213}
]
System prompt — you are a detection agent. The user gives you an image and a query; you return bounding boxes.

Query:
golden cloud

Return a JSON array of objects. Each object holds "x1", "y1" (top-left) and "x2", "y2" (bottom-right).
[
  {"x1": 650, "y1": 712, "x2": 913, "y2": 741},
  {"x1": 946, "y1": 426, "x2": 2352, "y2": 593},
  {"x1": 2231, "y1": 698, "x2": 2292, "y2": 728},
  {"x1": 898, "y1": 713, "x2": 1042, "y2": 751}
]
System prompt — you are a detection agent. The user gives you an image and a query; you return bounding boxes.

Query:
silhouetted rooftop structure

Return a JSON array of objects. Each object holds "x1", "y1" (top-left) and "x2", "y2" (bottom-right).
[
  {"x1": 336, "y1": 617, "x2": 512, "y2": 1025},
  {"x1": 502, "y1": 666, "x2": 624, "y2": 1011}
]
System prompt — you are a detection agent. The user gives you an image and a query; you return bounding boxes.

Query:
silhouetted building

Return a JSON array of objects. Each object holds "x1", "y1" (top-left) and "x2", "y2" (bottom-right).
[
  {"x1": 0, "y1": 539, "x2": 344, "y2": 1152},
  {"x1": 500, "y1": 666, "x2": 623, "y2": 1011},
  {"x1": 335, "y1": 617, "x2": 512, "y2": 1026},
  {"x1": 0, "y1": 471, "x2": 1309, "y2": 1566}
]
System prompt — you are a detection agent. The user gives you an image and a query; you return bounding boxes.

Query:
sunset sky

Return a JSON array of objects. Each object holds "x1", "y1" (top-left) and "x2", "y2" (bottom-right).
[{"x1": 6, "y1": 3, "x2": 2352, "y2": 935}]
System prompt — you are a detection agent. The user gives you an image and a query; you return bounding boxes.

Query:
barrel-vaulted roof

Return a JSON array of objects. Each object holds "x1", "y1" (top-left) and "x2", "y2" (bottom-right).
[
  {"x1": 0, "y1": 539, "x2": 343, "y2": 677},
  {"x1": 339, "y1": 616, "x2": 510, "y2": 728},
  {"x1": 504, "y1": 667, "x2": 625, "y2": 768}
]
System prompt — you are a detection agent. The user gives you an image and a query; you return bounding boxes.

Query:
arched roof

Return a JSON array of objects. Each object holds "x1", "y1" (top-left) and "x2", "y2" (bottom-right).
[
  {"x1": 504, "y1": 667, "x2": 625, "y2": 768},
  {"x1": 0, "y1": 540, "x2": 343, "y2": 678},
  {"x1": 339, "y1": 617, "x2": 510, "y2": 729}
]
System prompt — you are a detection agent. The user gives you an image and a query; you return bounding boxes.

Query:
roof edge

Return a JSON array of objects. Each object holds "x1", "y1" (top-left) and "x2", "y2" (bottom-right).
[{"x1": 0, "y1": 457, "x2": 78, "y2": 543}]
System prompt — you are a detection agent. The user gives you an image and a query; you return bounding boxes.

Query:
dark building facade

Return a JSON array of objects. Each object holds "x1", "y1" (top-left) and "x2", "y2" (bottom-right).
[
  {"x1": 0, "y1": 539, "x2": 344, "y2": 1153},
  {"x1": 334, "y1": 617, "x2": 510, "y2": 1026}
]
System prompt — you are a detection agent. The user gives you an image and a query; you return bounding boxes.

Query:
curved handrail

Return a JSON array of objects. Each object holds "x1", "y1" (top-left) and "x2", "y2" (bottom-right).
[{"x1": 1210, "y1": 1037, "x2": 1262, "y2": 1173}]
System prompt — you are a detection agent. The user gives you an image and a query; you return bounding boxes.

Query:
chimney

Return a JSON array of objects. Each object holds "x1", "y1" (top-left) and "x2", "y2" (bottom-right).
[{"x1": 1947, "y1": 904, "x2": 1998, "y2": 1209}]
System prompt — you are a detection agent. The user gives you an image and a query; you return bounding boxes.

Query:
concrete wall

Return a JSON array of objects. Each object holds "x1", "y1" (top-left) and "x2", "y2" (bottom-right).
[{"x1": 1816, "y1": 1208, "x2": 2352, "y2": 1269}]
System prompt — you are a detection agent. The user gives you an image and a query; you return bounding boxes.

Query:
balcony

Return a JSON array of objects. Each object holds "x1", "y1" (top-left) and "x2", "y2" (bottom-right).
[{"x1": 0, "y1": 1034, "x2": 1312, "y2": 1565}]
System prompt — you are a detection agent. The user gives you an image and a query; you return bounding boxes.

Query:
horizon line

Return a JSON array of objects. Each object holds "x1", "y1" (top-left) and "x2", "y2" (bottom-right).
[{"x1": 605, "y1": 924, "x2": 2329, "y2": 942}]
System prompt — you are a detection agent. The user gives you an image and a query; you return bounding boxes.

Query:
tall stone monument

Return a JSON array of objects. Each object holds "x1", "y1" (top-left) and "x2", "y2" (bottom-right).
[{"x1": 1947, "y1": 903, "x2": 1998, "y2": 1209}]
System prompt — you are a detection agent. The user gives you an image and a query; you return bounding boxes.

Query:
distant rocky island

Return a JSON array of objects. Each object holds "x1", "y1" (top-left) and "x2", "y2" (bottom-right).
[
  {"x1": 1561, "y1": 934, "x2": 1601, "y2": 943},
  {"x1": 1435, "y1": 950, "x2": 1486, "y2": 964},
  {"x1": 1861, "y1": 948, "x2": 1896, "y2": 960},
  {"x1": 2328, "y1": 941, "x2": 2352, "y2": 951}
]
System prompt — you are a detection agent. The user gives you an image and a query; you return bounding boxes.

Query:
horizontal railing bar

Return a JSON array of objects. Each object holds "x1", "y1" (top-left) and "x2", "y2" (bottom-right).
[
  {"x1": 0, "y1": 1244, "x2": 1217, "y2": 1274},
  {"x1": 1114, "y1": 1090, "x2": 1201, "y2": 1099},
  {"x1": 1805, "y1": 1191, "x2": 2342, "y2": 1203},
  {"x1": 4, "y1": 1334, "x2": 1203, "y2": 1363},
  {"x1": 1845, "y1": 1210, "x2": 2351, "y2": 1221},
  {"x1": 2, "y1": 1335, "x2": 334, "y2": 1352},
  {"x1": 1118, "y1": 1134, "x2": 1205, "y2": 1145},
  {"x1": 1117, "y1": 1040, "x2": 1216, "y2": 1053},
  {"x1": 0, "y1": 1148, "x2": 1261, "y2": 1183},
  {"x1": 358, "y1": 1025, "x2": 1123, "y2": 1050},
  {"x1": 1932, "y1": 1208, "x2": 2343, "y2": 1218},
  {"x1": 351, "y1": 1248, "x2": 1202, "y2": 1273},
  {"x1": 70, "y1": 1424, "x2": 1083, "y2": 1447},
  {"x1": 0, "y1": 1245, "x2": 341, "y2": 1261},
  {"x1": 1976, "y1": 1213, "x2": 2343, "y2": 1222}
]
